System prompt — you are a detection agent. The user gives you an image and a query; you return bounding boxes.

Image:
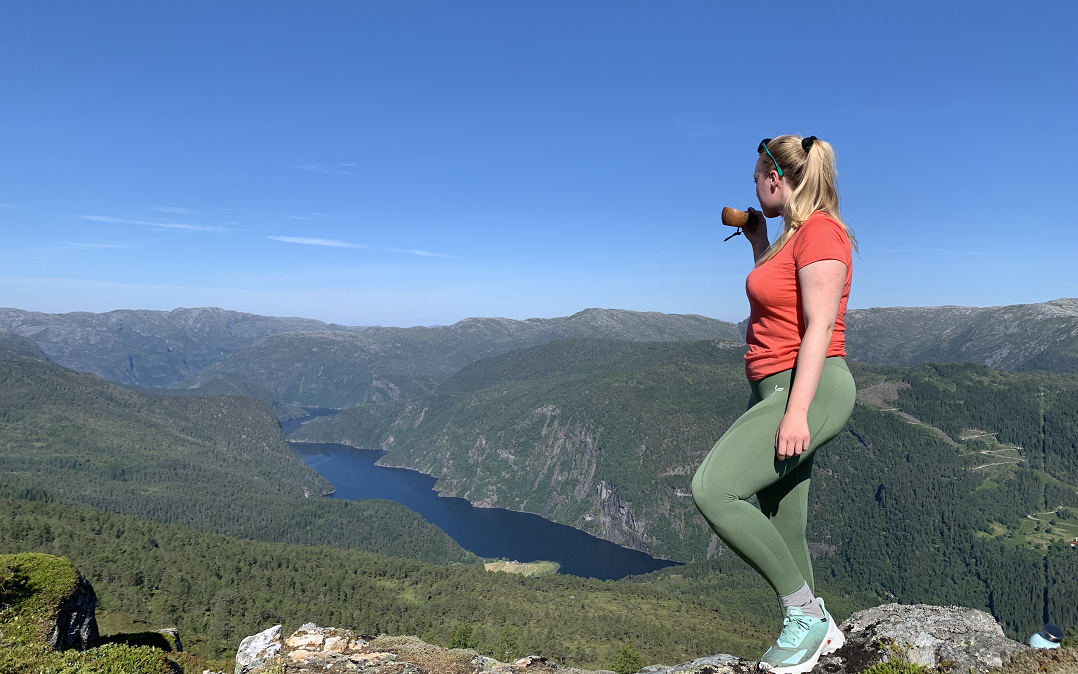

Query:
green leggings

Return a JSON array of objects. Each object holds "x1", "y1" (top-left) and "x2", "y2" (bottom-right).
[{"x1": 691, "y1": 357, "x2": 855, "y2": 596}]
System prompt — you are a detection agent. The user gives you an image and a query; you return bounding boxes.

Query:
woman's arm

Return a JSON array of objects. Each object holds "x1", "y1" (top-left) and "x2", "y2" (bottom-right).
[{"x1": 774, "y1": 259, "x2": 847, "y2": 460}]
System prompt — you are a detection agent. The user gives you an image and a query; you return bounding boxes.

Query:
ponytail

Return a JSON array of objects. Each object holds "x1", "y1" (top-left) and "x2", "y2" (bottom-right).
[{"x1": 755, "y1": 135, "x2": 857, "y2": 266}]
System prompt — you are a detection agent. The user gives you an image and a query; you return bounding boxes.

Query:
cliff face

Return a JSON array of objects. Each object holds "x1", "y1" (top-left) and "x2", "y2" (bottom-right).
[{"x1": 378, "y1": 400, "x2": 655, "y2": 552}]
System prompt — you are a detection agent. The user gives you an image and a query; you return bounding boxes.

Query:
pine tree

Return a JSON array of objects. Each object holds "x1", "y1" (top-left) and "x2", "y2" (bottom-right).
[{"x1": 609, "y1": 642, "x2": 646, "y2": 674}]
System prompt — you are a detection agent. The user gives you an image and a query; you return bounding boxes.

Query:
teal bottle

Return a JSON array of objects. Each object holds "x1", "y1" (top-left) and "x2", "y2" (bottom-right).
[{"x1": 1028, "y1": 624, "x2": 1063, "y2": 649}]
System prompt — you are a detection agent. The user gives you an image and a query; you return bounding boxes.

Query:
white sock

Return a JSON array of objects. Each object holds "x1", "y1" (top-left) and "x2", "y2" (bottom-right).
[{"x1": 780, "y1": 583, "x2": 824, "y2": 619}]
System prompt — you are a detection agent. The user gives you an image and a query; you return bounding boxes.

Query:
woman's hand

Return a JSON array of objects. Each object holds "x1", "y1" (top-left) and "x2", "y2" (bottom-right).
[
  {"x1": 775, "y1": 410, "x2": 811, "y2": 460},
  {"x1": 743, "y1": 207, "x2": 771, "y2": 262},
  {"x1": 743, "y1": 207, "x2": 767, "y2": 245}
]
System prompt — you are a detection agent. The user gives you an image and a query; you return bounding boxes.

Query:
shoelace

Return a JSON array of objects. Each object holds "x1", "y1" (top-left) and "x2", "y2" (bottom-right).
[{"x1": 776, "y1": 614, "x2": 814, "y2": 648}]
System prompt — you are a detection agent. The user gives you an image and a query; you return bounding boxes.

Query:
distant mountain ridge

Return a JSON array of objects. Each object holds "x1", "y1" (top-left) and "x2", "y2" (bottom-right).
[
  {"x1": 5, "y1": 298, "x2": 1078, "y2": 409},
  {"x1": 843, "y1": 298, "x2": 1078, "y2": 372},
  {"x1": 178, "y1": 308, "x2": 743, "y2": 407},
  {"x1": 0, "y1": 306, "x2": 367, "y2": 388},
  {"x1": 732, "y1": 297, "x2": 1078, "y2": 374}
]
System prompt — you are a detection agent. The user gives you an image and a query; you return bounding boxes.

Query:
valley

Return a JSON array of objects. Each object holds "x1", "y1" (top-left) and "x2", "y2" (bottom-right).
[{"x1": 2, "y1": 300, "x2": 1078, "y2": 667}]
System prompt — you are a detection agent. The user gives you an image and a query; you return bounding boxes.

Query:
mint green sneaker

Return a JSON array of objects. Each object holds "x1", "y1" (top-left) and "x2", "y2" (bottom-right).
[{"x1": 757, "y1": 598, "x2": 844, "y2": 674}]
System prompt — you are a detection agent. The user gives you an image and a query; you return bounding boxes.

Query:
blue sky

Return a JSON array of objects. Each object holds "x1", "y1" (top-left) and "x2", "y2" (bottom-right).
[{"x1": 1, "y1": 2, "x2": 1075, "y2": 327}]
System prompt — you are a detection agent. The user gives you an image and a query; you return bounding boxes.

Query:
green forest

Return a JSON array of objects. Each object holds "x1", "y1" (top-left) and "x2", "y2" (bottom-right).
[
  {"x1": 0, "y1": 360, "x2": 476, "y2": 565},
  {"x1": 0, "y1": 498, "x2": 779, "y2": 667}
]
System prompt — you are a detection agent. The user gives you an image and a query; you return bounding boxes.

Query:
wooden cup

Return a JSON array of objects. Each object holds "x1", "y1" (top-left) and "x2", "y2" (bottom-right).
[{"x1": 721, "y1": 207, "x2": 750, "y2": 228}]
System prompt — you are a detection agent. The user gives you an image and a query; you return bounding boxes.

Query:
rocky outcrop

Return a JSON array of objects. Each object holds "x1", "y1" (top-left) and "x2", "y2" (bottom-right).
[
  {"x1": 156, "y1": 627, "x2": 182, "y2": 652},
  {"x1": 232, "y1": 605, "x2": 1033, "y2": 674},
  {"x1": 827, "y1": 603, "x2": 1028, "y2": 674},
  {"x1": 236, "y1": 624, "x2": 283, "y2": 673},
  {"x1": 46, "y1": 568, "x2": 101, "y2": 652},
  {"x1": 639, "y1": 654, "x2": 753, "y2": 674},
  {"x1": 236, "y1": 623, "x2": 615, "y2": 674},
  {"x1": 636, "y1": 604, "x2": 1029, "y2": 674}
]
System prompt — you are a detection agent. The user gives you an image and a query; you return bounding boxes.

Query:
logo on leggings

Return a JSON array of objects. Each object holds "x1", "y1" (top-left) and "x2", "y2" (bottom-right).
[{"x1": 774, "y1": 385, "x2": 784, "y2": 393}]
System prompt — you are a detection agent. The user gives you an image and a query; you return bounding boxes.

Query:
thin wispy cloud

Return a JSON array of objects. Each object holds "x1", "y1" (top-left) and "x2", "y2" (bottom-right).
[
  {"x1": 285, "y1": 163, "x2": 354, "y2": 175},
  {"x1": 156, "y1": 223, "x2": 228, "y2": 232},
  {"x1": 64, "y1": 241, "x2": 131, "y2": 249},
  {"x1": 267, "y1": 236, "x2": 455, "y2": 258},
  {"x1": 286, "y1": 215, "x2": 310, "y2": 220},
  {"x1": 149, "y1": 206, "x2": 201, "y2": 214},
  {"x1": 0, "y1": 202, "x2": 28, "y2": 208},
  {"x1": 77, "y1": 215, "x2": 227, "y2": 233},
  {"x1": 384, "y1": 247, "x2": 458, "y2": 259},
  {"x1": 268, "y1": 236, "x2": 367, "y2": 248}
]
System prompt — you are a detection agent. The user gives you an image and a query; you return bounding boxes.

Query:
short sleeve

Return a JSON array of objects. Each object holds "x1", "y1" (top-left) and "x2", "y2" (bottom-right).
[{"x1": 791, "y1": 213, "x2": 851, "y2": 271}]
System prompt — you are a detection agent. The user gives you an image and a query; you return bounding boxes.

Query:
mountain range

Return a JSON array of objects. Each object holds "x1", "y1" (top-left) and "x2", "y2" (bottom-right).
[
  {"x1": 0, "y1": 306, "x2": 367, "y2": 388},
  {"x1": 843, "y1": 297, "x2": 1078, "y2": 372},
  {"x1": 2, "y1": 298, "x2": 1076, "y2": 410}
]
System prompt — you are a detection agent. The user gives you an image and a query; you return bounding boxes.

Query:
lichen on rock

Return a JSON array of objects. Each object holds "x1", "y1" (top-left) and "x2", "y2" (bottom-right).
[{"x1": 234, "y1": 623, "x2": 617, "y2": 674}]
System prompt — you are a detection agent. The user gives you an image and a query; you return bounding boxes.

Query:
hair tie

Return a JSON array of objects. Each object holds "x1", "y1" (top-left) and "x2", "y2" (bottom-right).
[{"x1": 801, "y1": 136, "x2": 818, "y2": 153}]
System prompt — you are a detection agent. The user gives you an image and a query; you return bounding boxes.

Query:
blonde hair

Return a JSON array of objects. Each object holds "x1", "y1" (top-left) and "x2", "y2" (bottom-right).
[{"x1": 755, "y1": 135, "x2": 857, "y2": 266}]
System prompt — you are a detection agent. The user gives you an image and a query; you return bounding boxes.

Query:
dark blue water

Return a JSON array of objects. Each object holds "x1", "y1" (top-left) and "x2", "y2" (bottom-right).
[{"x1": 288, "y1": 432, "x2": 679, "y2": 580}]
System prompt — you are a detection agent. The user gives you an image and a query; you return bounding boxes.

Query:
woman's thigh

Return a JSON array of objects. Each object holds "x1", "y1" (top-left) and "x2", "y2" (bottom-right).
[{"x1": 693, "y1": 359, "x2": 855, "y2": 501}]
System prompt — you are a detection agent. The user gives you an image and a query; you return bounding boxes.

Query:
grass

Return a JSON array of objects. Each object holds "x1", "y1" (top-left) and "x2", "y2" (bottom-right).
[
  {"x1": 483, "y1": 559, "x2": 561, "y2": 576},
  {"x1": 979, "y1": 506, "x2": 1078, "y2": 548},
  {"x1": 0, "y1": 553, "x2": 170, "y2": 674}
]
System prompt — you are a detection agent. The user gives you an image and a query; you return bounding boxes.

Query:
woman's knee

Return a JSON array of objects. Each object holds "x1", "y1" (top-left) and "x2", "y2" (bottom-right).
[{"x1": 691, "y1": 469, "x2": 738, "y2": 514}]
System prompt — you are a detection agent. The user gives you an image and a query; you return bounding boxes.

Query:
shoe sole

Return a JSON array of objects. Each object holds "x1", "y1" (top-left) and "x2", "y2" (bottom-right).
[{"x1": 757, "y1": 616, "x2": 845, "y2": 674}]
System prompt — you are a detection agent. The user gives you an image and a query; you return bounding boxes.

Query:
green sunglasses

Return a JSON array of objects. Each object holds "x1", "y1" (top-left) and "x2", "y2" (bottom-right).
[{"x1": 757, "y1": 138, "x2": 783, "y2": 177}]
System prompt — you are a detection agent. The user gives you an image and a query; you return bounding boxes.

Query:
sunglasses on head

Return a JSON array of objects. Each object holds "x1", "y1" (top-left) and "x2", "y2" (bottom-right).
[
  {"x1": 757, "y1": 136, "x2": 818, "y2": 178},
  {"x1": 757, "y1": 138, "x2": 783, "y2": 177}
]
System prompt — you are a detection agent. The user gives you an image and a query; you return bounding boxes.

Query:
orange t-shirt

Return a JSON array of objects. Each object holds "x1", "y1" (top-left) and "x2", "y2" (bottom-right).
[{"x1": 743, "y1": 211, "x2": 852, "y2": 381}]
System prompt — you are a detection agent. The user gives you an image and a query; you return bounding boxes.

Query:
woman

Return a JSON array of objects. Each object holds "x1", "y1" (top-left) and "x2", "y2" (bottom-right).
[{"x1": 691, "y1": 135, "x2": 857, "y2": 674}]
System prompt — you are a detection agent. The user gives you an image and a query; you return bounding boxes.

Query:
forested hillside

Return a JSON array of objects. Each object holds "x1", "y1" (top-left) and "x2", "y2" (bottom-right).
[
  {"x1": 126, "y1": 375, "x2": 308, "y2": 422},
  {"x1": 0, "y1": 328, "x2": 48, "y2": 362},
  {"x1": 293, "y1": 338, "x2": 1078, "y2": 639},
  {"x1": 0, "y1": 498, "x2": 780, "y2": 666},
  {"x1": 0, "y1": 360, "x2": 476, "y2": 565}
]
